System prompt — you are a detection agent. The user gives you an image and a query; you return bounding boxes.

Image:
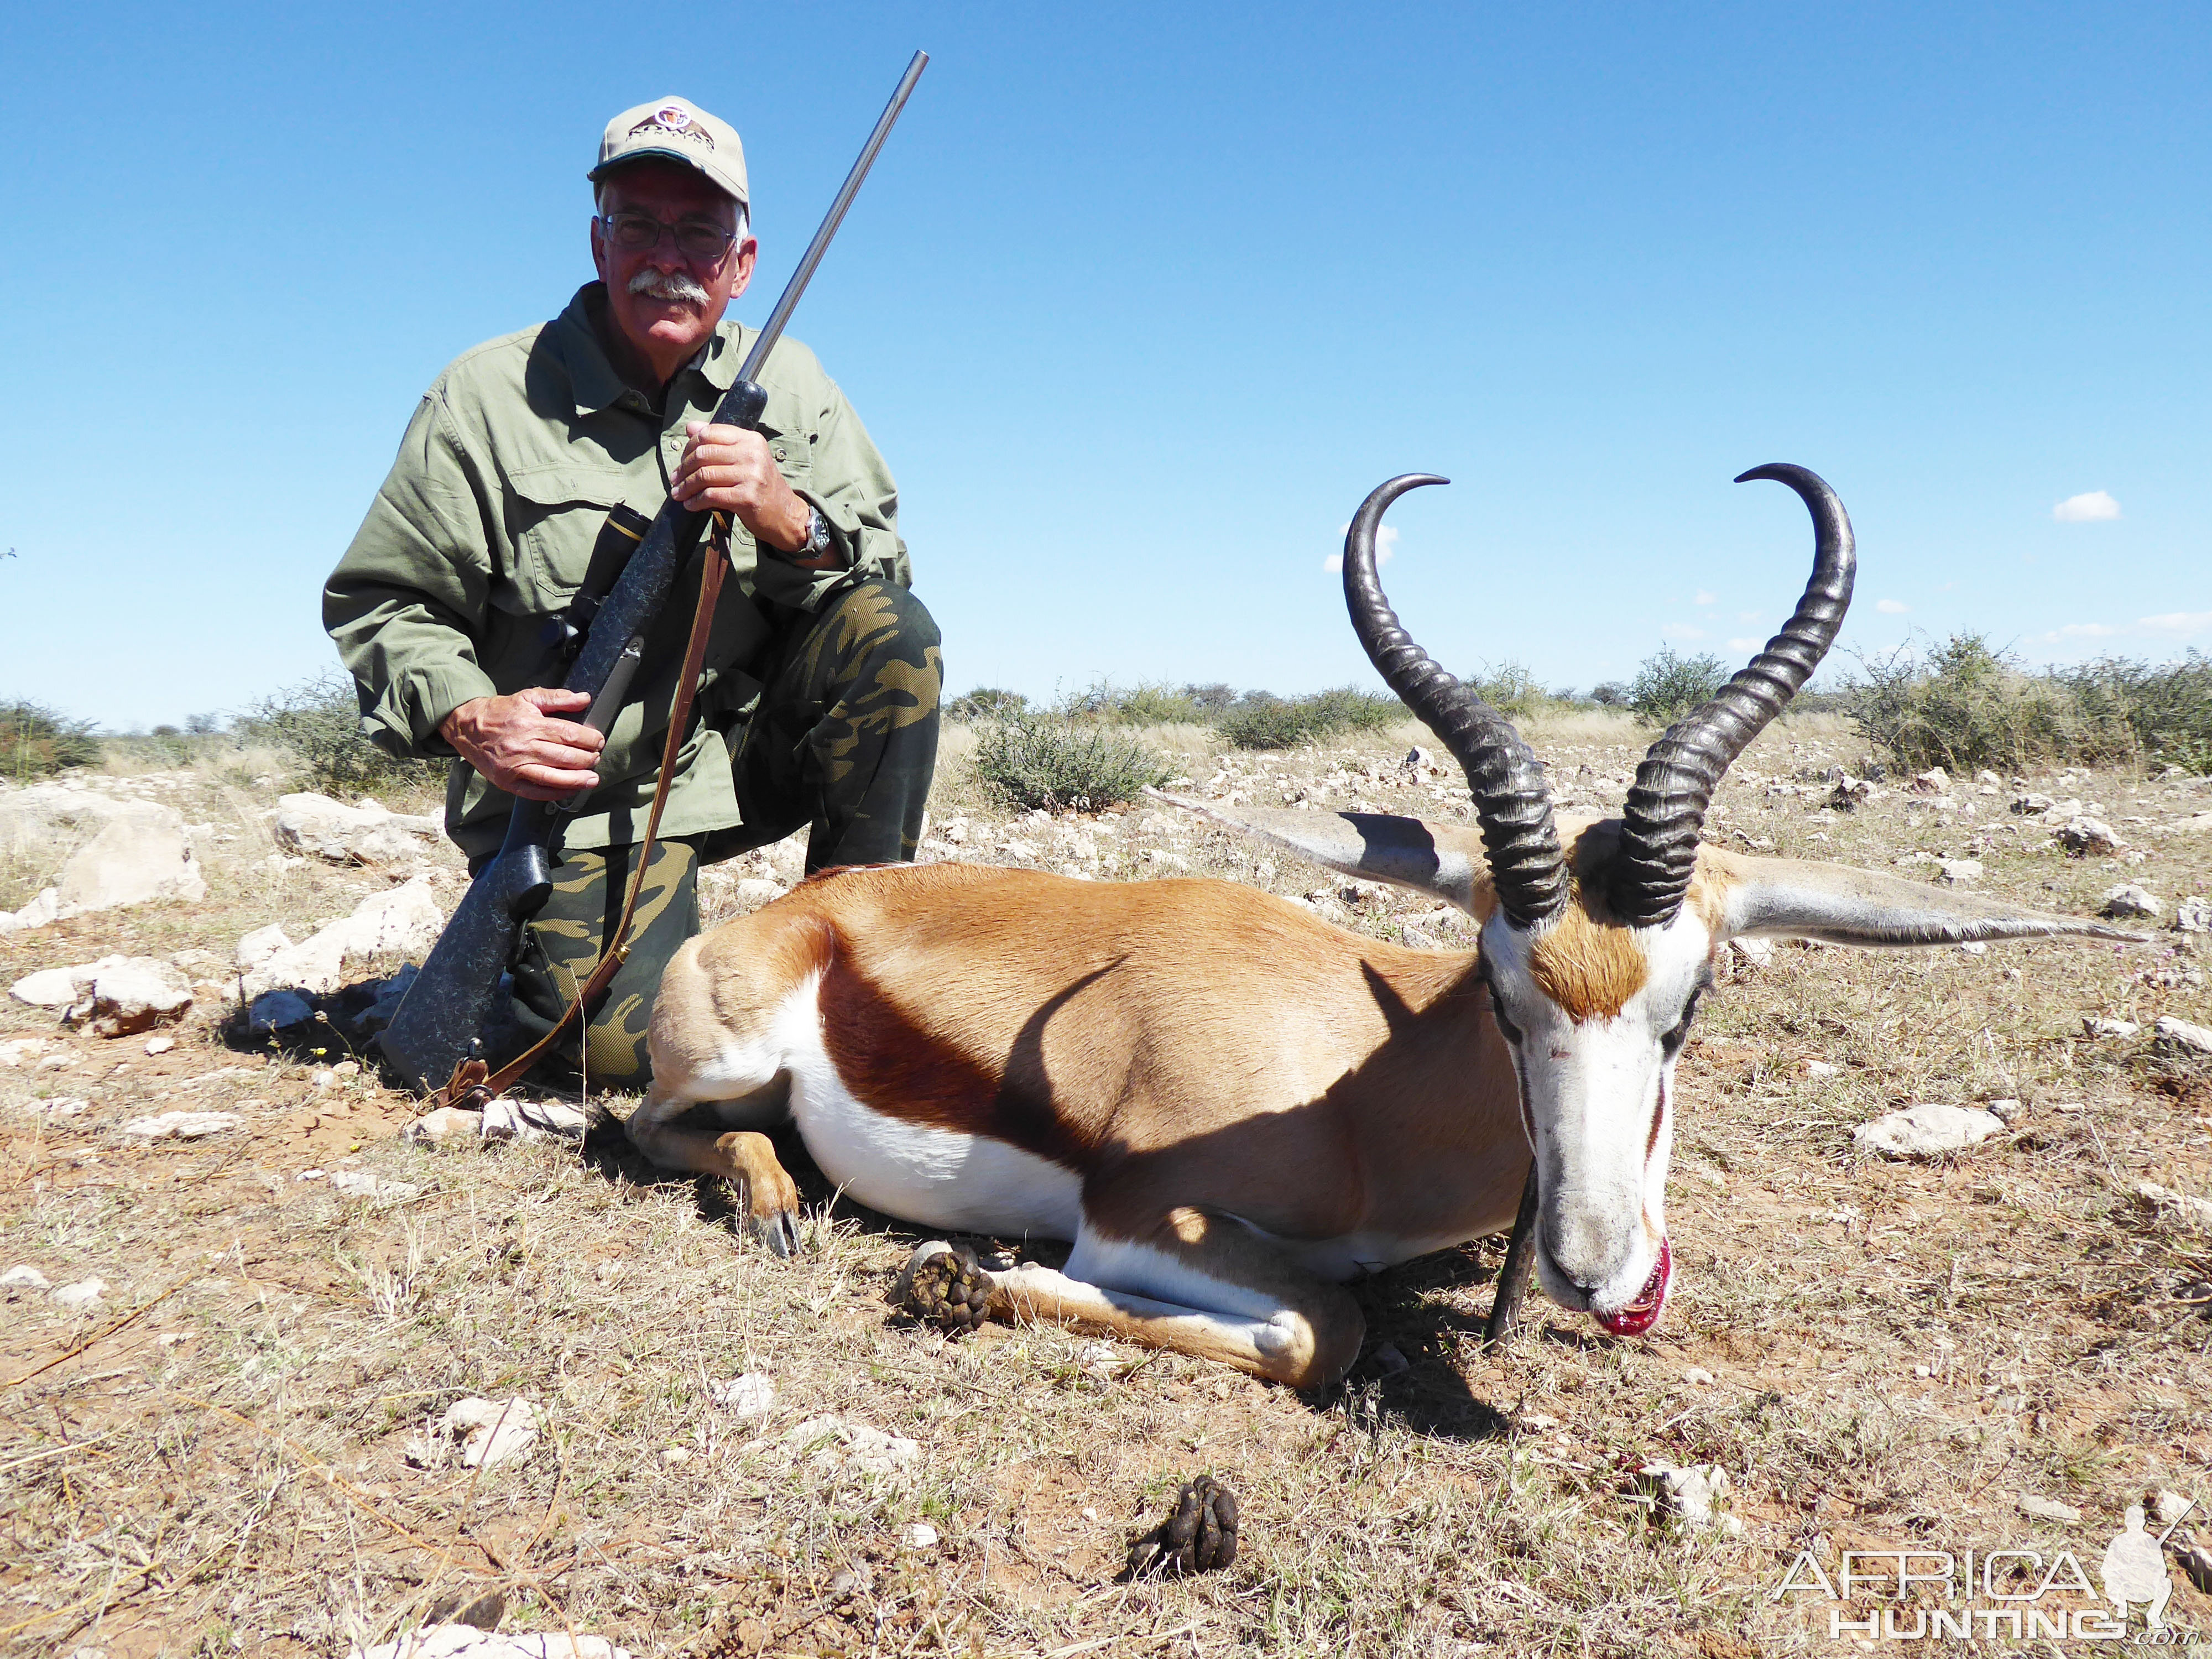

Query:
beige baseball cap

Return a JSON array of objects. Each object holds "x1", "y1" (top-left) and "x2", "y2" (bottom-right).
[{"x1": 588, "y1": 96, "x2": 748, "y2": 209}]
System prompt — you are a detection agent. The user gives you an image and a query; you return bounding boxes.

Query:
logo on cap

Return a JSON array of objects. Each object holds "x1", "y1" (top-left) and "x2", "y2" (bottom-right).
[{"x1": 627, "y1": 105, "x2": 714, "y2": 149}]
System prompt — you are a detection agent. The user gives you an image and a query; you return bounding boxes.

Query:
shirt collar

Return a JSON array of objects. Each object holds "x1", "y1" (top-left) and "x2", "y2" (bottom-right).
[{"x1": 550, "y1": 283, "x2": 754, "y2": 417}]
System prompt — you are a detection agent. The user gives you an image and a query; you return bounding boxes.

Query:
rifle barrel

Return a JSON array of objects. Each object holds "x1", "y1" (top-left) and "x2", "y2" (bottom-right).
[{"x1": 739, "y1": 50, "x2": 928, "y2": 383}]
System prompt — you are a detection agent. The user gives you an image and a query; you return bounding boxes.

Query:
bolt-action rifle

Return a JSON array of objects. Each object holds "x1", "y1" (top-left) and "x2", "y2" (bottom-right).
[{"x1": 379, "y1": 51, "x2": 928, "y2": 1094}]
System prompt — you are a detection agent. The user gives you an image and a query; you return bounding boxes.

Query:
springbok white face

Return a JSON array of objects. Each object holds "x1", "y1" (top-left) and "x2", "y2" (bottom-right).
[{"x1": 1478, "y1": 900, "x2": 1710, "y2": 1331}]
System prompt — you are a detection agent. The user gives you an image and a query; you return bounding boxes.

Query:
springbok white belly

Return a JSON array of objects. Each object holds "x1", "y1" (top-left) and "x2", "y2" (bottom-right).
[{"x1": 772, "y1": 983, "x2": 1085, "y2": 1239}]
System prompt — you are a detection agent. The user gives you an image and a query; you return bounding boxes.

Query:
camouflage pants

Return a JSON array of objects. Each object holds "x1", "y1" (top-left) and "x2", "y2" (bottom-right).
[{"x1": 504, "y1": 580, "x2": 941, "y2": 1085}]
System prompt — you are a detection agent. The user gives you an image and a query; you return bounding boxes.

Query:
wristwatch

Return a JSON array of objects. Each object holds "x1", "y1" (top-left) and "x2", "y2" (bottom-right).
[{"x1": 797, "y1": 505, "x2": 833, "y2": 561}]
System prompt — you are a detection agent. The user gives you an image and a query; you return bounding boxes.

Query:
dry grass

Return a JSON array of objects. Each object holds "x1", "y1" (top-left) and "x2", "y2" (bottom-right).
[{"x1": 3, "y1": 720, "x2": 2210, "y2": 1656}]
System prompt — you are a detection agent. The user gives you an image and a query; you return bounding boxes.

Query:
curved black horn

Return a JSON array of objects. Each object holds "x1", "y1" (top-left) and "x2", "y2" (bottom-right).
[
  {"x1": 1610, "y1": 463, "x2": 1856, "y2": 928},
  {"x1": 1343, "y1": 474, "x2": 1568, "y2": 927}
]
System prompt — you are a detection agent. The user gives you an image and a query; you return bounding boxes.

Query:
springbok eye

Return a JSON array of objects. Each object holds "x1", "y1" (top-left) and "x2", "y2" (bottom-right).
[
  {"x1": 1661, "y1": 985, "x2": 1708, "y2": 1057},
  {"x1": 1482, "y1": 982, "x2": 1525, "y2": 1046}
]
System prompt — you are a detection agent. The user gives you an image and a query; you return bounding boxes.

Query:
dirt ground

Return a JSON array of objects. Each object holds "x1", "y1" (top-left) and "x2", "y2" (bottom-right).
[{"x1": 3, "y1": 714, "x2": 2210, "y2": 1657}]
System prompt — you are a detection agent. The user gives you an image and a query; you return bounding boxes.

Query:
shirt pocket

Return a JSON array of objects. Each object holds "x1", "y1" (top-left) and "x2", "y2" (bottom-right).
[{"x1": 502, "y1": 462, "x2": 640, "y2": 617}]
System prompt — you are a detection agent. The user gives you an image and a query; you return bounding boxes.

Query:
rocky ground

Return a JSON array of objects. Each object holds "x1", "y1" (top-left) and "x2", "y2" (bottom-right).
[{"x1": 3, "y1": 716, "x2": 2211, "y2": 1657}]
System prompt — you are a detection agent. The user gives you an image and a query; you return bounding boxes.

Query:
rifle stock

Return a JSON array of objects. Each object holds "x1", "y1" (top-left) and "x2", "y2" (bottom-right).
[{"x1": 378, "y1": 51, "x2": 928, "y2": 1093}]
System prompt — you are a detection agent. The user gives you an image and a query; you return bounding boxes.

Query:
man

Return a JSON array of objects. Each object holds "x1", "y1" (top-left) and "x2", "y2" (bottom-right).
[{"x1": 327, "y1": 96, "x2": 941, "y2": 1086}]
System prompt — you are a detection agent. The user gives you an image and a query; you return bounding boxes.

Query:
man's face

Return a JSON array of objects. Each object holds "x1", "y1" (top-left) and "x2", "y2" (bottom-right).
[{"x1": 591, "y1": 159, "x2": 756, "y2": 377}]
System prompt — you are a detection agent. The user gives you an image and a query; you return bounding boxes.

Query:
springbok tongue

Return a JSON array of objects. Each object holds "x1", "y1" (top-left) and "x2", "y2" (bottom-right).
[{"x1": 1594, "y1": 1237, "x2": 1672, "y2": 1337}]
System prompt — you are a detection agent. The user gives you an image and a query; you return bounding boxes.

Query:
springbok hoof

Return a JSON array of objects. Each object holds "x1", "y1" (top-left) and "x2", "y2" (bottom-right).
[
  {"x1": 1128, "y1": 1475, "x2": 1240, "y2": 1577},
  {"x1": 752, "y1": 1205, "x2": 800, "y2": 1260},
  {"x1": 892, "y1": 1241, "x2": 992, "y2": 1336}
]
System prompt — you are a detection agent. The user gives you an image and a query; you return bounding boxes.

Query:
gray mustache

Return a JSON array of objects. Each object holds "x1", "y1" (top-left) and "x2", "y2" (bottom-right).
[{"x1": 629, "y1": 268, "x2": 711, "y2": 304}]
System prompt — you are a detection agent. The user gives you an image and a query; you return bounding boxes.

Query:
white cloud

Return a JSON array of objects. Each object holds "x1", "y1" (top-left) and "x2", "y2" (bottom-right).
[
  {"x1": 2053, "y1": 491, "x2": 2121, "y2": 523},
  {"x1": 1693, "y1": 590, "x2": 1717, "y2": 607},
  {"x1": 1324, "y1": 523, "x2": 1397, "y2": 574},
  {"x1": 2138, "y1": 611, "x2": 2212, "y2": 637},
  {"x1": 1875, "y1": 598, "x2": 1909, "y2": 614},
  {"x1": 1660, "y1": 622, "x2": 1708, "y2": 641},
  {"x1": 2033, "y1": 622, "x2": 2122, "y2": 644},
  {"x1": 1737, "y1": 611, "x2": 1762, "y2": 623},
  {"x1": 1726, "y1": 637, "x2": 1763, "y2": 653}
]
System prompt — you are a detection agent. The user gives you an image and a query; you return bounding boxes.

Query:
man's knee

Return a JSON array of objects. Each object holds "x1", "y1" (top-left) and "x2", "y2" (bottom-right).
[{"x1": 821, "y1": 579, "x2": 941, "y2": 661}]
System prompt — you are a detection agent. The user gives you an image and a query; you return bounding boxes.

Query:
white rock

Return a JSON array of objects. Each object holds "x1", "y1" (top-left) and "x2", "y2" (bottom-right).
[
  {"x1": 50, "y1": 1276, "x2": 106, "y2": 1308},
  {"x1": 2155, "y1": 1490, "x2": 2193, "y2": 1527},
  {"x1": 2081, "y1": 1016, "x2": 2140, "y2": 1040},
  {"x1": 1805, "y1": 1060, "x2": 1839, "y2": 1079},
  {"x1": 1853, "y1": 1102, "x2": 2006, "y2": 1159},
  {"x1": 121, "y1": 1110, "x2": 243, "y2": 1140},
  {"x1": 711, "y1": 1371, "x2": 777, "y2": 1424},
  {"x1": 2177, "y1": 896, "x2": 2212, "y2": 934},
  {"x1": 0, "y1": 1036, "x2": 50, "y2": 1066},
  {"x1": 407, "y1": 1105, "x2": 480, "y2": 1146},
  {"x1": 1682, "y1": 1367, "x2": 1715, "y2": 1386},
  {"x1": 1956, "y1": 941, "x2": 1989, "y2": 957},
  {"x1": 241, "y1": 877, "x2": 443, "y2": 999},
  {"x1": 2057, "y1": 816, "x2": 2124, "y2": 855},
  {"x1": 272, "y1": 792, "x2": 444, "y2": 864},
  {"x1": 1728, "y1": 937, "x2": 1774, "y2": 969},
  {"x1": 1938, "y1": 859, "x2": 1984, "y2": 885},
  {"x1": 235, "y1": 924, "x2": 293, "y2": 969},
  {"x1": 2135, "y1": 1181, "x2": 2212, "y2": 1230},
  {"x1": 1637, "y1": 1462, "x2": 1734, "y2": 1530},
  {"x1": 32, "y1": 1097, "x2": 91, "y2": 1119},
  {"x1": 1985, "y1": 1098, "x2": 2023, "y2": 1123},
  {"x1": 2016, "y1": 1494, "x2": 2083, "y2": 1525},
  {"x1": 781, "y1": 1414, "x2": 919, "y2": 1480},
  {"x1": 50, "y1": 802, "x2": 206, "y2": 919},
  {"x1": 479, "y1": 1096, "x2": 588, "y2": 1142},
  {"x1": 1907, "y1": 767, "x2": 1950, "y2": 796},
  {"x1": 0, "y1": 888, "x2": 60, "y2": 932},
  {"x1": 67, "y1": 957, "x2": 192, "y2": 1037},
  {"x1": 1977, "y1": 770, "x2": 2002, "y2": 787},
  {"x1": 733, "y1": 877, "x2": 784, "y2": 909},
  {"x1": 1142, "y1": 849, "x2": 1190, "y2": 871},
  {"x1": 2101, "y1": 883, "x2": 2162, "y2": 920},
  {"x1": 11, "y1": 965, "x2": 90, "y2": 1008},
  {"x1": 900, "y1": 1522, "x2": 941, "y2": 1550},
  {"x1": 2, "y1": 1265, "x2": 53, "y2": 1291},
  {"x1": 2011, "y1": 793, "x2": 2056, "y2": 816},
  {"x1": 998, "y1": 838, "x2": 1040, "y2": 862},
  {"x1": 143, "y1": 1034, "x2": 175, "y2": 1056},
  {"x1": 439, "y1": 1397, "x2": 540, "y2": 1468},
  {"x1": 2154, "y1": 1015, "x2": 2212, "y2": 1057}
]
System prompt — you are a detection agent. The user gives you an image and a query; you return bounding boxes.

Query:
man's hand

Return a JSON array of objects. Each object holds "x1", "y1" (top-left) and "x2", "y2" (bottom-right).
[
  {"x1": 440, "y1": 688, "x2": 606, "y2": 801},
  {"x1": 671, "y1": 420, "x2": 813, "y2": 552}
]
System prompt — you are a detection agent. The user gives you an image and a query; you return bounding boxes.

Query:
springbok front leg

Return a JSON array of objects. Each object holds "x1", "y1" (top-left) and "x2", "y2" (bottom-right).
[
  {"x1": 907, "y1": 1206, "x2": 1365, "y2": 1390},
  {"x1": 627, "y1": 1086, "x2": 803, "y2": 1258}
]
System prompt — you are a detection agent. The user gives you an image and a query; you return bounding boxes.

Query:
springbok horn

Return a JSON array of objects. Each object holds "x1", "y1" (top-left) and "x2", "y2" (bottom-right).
[
  {"x1": 1343, "y1": 474, "x2": 1569, "y2": 928},
  {"x1": 1611, "y1": 464, "x2": 1856, "y2": 928}
]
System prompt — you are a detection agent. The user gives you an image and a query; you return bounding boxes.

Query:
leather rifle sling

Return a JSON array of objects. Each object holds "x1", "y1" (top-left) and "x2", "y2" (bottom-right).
[{"x1": 450, "y1": 515, "x2": 732, "y2": 1104}]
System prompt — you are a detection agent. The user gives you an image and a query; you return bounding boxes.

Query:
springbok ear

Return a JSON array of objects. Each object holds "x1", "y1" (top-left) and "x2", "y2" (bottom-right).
[
  {"x1": 1147, "y1": 790, "x2": 1495, "y2": 915},
  {"x1": 1701, "y1": 848, "x2": 2148, "y2": 948}
]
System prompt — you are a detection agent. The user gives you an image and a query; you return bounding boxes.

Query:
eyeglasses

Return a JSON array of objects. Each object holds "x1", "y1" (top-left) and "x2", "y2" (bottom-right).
[{"x1": 595, "y1": 211, "x2": 740, "y2": 262}]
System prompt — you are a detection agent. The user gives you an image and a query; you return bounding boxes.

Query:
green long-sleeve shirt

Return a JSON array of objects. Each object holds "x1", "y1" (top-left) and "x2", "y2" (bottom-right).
[{"x1": 325, "y1": 281, "x2": 907, "y2": 859}]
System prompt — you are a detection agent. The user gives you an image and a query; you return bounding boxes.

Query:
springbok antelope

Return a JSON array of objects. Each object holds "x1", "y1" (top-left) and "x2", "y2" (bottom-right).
[{"x1": 626, "y1": 465, "x2": 2139, "y2": 1388}]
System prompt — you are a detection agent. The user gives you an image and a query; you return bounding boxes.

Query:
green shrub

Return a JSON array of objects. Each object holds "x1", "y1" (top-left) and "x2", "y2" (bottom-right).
[
  {"x1": 236, "y1": 673, "x2": 446, "y2": 797},
  {"x1": 946, "y1": 686, "x2": 1029, "y2": 722},
  {"x1": 1628, "y1": 648, "x2": 1729, "y2": 724},
  {"x1": 1060, "y1": 679, "x2": 1212, "y2": 726},
  {"x1": 1216, "y1": 686, "x2": 1402, "y2": 750},
  {"x1": 1, "y1": 700, "x2": 101, "y2": 781},
  {"x1": 1463, "y1": 660, "x2": 1550, "y2": 718},
  {"x1": 1845, "y1": 634, "x2": 2135, "y2": 772},
  {"x1": 970, "y1": 714, "x2": 1171, "y2": 811},
  {"x1": 2060, "y1": 651, "x2": 2212, "y2": 772}
]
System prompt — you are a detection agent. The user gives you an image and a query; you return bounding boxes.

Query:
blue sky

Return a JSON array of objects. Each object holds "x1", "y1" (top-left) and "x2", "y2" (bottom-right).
[{"x1": 1, "y1": 2, "x2": 2204, "y2": 729}]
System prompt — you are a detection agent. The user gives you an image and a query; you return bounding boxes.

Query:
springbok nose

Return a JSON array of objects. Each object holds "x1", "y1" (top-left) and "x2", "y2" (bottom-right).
[{"x1": 1540, "y1": 1204, "x2": 1629, "y2": 1296}]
